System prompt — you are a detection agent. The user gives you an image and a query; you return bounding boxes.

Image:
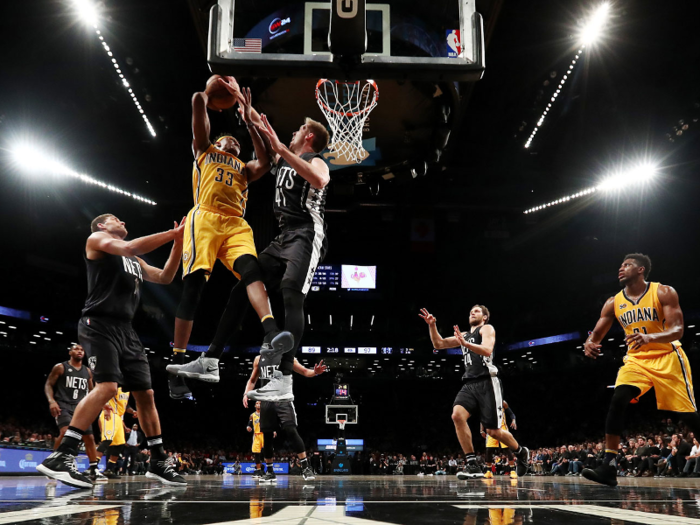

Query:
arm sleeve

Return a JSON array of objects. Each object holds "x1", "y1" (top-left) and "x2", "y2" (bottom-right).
[{"x1": 505, "y1": 407, "x2": 515, "y2": 421}]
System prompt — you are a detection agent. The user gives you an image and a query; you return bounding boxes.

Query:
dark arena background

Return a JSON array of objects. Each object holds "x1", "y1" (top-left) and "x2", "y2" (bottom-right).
[{"x1": 1, "y1": 0, "x2": 700, "y2": 523}]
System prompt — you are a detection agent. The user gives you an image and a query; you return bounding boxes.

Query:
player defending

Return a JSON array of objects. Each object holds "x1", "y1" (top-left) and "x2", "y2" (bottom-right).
[
  {"x1": 420, "y1": 305, "x2": 529, "y2": 479},
  {"x1": 243, "y1": 354, "x2": 328, "y2": 482},
  {"x1": 44, "y1": 343, "x2": 105, "y2": 482},
  {"x1": 582, "y1": 253, "x2": 700, "y2": 486},
  {"x1": 37, "y1": 214, "x2": 186, "y2": 488},
  {"x1": 97, "y1": 387, "x2": 135, "y2": 478},
  {"x1": 480, "y1": 400, "x2": 518, "y2": 479},
  {"x1": 167, "y1": 79, "x2": 292, "y2": 394}
]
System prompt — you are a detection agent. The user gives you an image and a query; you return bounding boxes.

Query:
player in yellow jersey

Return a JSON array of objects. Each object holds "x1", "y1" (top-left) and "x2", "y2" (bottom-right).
[
  {"x1": 97, "y1": 388, "x2": 136, "y2": 478},
  {"x1": 481, "y1": 400, "x2": 518, "y2": 478},
  {"x1": 583, "y1": 253, "x2": 699, "y2": 486},
  {"x1": 247, "y1": 401, "x2": 272, "y2": 478},
  {"x1": 167, "y1": 79, "x2": 293, "y2": 398}
]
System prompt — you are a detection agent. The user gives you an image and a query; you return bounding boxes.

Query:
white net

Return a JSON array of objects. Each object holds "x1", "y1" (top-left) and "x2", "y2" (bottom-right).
[
  {"x1": 316, "y1": 79, "x2": 379, "y2": 164},
  {"x1": 337, "y1": 420, "x2": 347, "y2": 430}
]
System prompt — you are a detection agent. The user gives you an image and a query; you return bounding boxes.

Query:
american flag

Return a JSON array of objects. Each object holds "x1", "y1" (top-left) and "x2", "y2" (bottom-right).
[{"x1": 233, "y1": 38, "x2": 262, "y2": 53}]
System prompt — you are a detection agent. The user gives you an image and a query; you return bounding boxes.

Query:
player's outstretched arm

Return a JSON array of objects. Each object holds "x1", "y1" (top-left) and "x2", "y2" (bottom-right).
[
  {"x1": 45, "y1": 363, "x2": 64, "y2": 418},
  {"x1": 626, "y1": 285, "x2": 684, "y2": 350},
  {"x1": 454, "y1": 324, "x2": 495, "y2": 357},
  {"x1": 238, "y1": 87, "x2": 271, "y2": 182},
  {"x1": 257, "y1": 114, "x2": 330, "y2": 189},
  {"x1": 87, "y1": 219, "x2": 184, "y2": 259},
  {"x1": 584, "y1": 297, "x2": 615, "y2": 359},
  {"x1": 137, "y1": 218, "x2": 185, "y2": 284},
  {"x1": 192, "y1": 90, "x2": 212, "y2": 158},
  {"x1": 293, "y1": 359, "x2": 328, "y2": 378},
  {"x1": 419, "y1": 308, "x2": 460, "y2": 349}
]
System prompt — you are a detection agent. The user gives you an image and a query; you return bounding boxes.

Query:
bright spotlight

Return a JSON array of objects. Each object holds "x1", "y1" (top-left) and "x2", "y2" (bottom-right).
[
  {"x1": 73, "y1": 0, "x2": 99, "y2": 27},
  {"x1": 597, "y1": 163, "x2": 657, "y2": 192},
  {"x1": 580, "y1": 3, "x2": 610, "y2": 45}
]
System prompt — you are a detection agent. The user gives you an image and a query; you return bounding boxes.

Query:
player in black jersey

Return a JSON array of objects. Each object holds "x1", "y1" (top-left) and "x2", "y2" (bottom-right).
[
  {"x1": 420, "y1": 305, "x2": 529, "y2": 479},
  {"x1": 44, "y1": 343, "x2": 105, "y2": 482},
  {"x1": 243, "y1": 353, "x2": 327, "y2": 482},
  {"x1": 38, "y1": 214, "x2": 187, "y2": 489},
  {"x1": 174, "y1": 80, "x2": 331, "y2": 403}
]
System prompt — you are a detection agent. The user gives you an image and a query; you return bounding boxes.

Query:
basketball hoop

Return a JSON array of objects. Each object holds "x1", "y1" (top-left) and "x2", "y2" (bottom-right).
[
  {"x1": 337, "y1": 419, "x2": 347, "y2": 430},
  {"x1": 316, "y1": 79, "x2": 379, "y2": 165}
]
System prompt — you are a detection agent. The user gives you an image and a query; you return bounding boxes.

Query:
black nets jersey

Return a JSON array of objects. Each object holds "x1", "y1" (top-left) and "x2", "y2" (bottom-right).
[
  {"x1": 272, "y1": 152, "x2": 327, "y2": 230},
  {"x1": 460, "y1": 325, "x2": 499, "y2": 382},
  {"x1": 82, "y1": 253, "x2": 143, "y2": 322},
  {"x1": 54, "y1": 361, "x2": 90, "y2": 406},
  {"x1": 258, "y1": 353, "x2": 279, "y2": 388}
]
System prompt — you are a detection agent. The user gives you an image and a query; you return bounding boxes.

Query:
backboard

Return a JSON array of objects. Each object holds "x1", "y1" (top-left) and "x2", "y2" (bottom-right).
[
  {"x1": 208, "y1": 0, "x2": 484, "y2": 82},
  {"x1": 326, "y1": 404, "x2": 359, "y2": 425}
]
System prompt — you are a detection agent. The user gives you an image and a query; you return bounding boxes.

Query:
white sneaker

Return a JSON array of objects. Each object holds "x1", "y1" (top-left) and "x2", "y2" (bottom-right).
[
  {"x1": 166, "y1": 356, "x2": 220, "y2": 383},
  {"x1": 246, "y1": 371, "x2": 294, "y2": 401}
]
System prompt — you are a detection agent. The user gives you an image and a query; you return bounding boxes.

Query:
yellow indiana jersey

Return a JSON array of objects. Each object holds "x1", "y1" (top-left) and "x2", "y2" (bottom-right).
[
  {"x1": 106, "y1": 387, "x2": 130, "y2": 417},
  {"x1": 614, "y1": 282, "x2": 681, "y2": 358},
  {"x1": 250, "y1": 412, "x2": 261, "y2": 433},
  {"x1": 193, "y1": 144, "x2": 248, "y2": 216}
]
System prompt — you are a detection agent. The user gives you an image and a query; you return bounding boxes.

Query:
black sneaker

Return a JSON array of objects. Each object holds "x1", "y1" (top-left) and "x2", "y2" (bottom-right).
[
  {"x1": 252, "y1": 469, "x2": 264, "y2": 479},
  {"x1": 105, "y1": 471, "x2": 120, "y2": 479},
  {"x1": 456, "y1": 462, "x2": 484, "y2": 480},
  {"x1": 259, "y1": 471, "x2": 277, "y2": 483},
  {"x1": 302, "y1": 467, "x2": 316, "y2": 481},
  {"x1": 36, "y1": 452, "x2": 93, "y2": 489},
  {"x1": 259, "y1": 331, "x2": 295, "y2": 360},
  {"x1": 168, "y1": 375, "x2": 193, "y2": 400},
  {"x1": 146, "y1": 458, "x2": 187, "y2": 486},
  {"x1": 582, "y1": 464, "x2": 618, "y2": 487},
  {"x1": 515, "y1": 446, "x2": 530, "y2": 477}
]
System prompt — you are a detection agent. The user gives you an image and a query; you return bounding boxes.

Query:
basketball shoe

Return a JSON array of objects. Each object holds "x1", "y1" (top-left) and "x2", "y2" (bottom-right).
[
  {"x1": 457, "y1": 462, "x2": 484, "y2": 480},
  {"x1": 37, "y1": 452, "x2": 93, "y2": 489},
  {"x1": 582, "y1": 464, "x2": 618, "y2": 487},
  {"x1": 247, "y1": 371, "x2": 294, "y2": 402},
  {"x1": 515, "y1": 446, "x2": 530, "y2": 477},
  {"x1": 484, "y1": 471, "x2": 493, "y2": 479},
  {"x1": 259, "y1": 331, "x2": 295, "y2": 360},
  {"x1": 167, "y1": 356, "x2": 220, "y2": 383}
]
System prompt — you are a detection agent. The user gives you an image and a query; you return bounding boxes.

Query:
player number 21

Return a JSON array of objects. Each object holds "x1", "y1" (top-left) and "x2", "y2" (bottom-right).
[{"x1": 215, "y1": 167, "x2": 234, "y2": 187}]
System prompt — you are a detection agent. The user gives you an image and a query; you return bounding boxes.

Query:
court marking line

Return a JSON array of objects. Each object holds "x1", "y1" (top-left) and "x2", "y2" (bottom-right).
[
  {"x1": 455, "y1": 504, "x2": 700, "y2": 525},
  {"x1": 0, "y1": 504, "x2": 121, "y2": 524},
  {"x1": 2, "y1": 499, "x2": 700, "y2": 504}
]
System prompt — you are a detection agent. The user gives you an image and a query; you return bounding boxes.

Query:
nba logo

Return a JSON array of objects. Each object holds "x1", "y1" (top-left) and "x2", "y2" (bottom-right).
[{"x1": 446, "y1": 30, "x2": 461, "y2": 58}]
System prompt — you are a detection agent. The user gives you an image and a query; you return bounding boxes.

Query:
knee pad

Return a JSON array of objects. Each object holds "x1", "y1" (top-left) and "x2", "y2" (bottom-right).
[
  {"x1": 605, "y1": 385, "x2": 641, "y2": 436},
  {"x1": 284, "y1": 426, "x2": 305, "y2": 454},
  {"x1": 176, "y1": 270, "x2": 207, "y2": 320},
  {"x1": 233, "y1": 254, "x2": 264, "y2": 287},
  {"x1": 97, "y1": 440, "x2": 112, "y2": 454}
]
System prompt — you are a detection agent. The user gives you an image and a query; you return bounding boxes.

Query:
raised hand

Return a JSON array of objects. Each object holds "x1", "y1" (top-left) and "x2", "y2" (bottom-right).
[
  {"x1": 419, "y1": 308, "x2": 436, "y2": 326},
  {"x1": 314, "y1": 360, "x2": 328, "y2": 375},
  {"x1": 217, "y1": 76, "x2": 242, "y2": 100},
  {"x1": 256, "y1": 114, "x2": 284, "y2": 154},
  {"x1": 453, "y1": 325, "x2": 468, "y2": 346},
  {"x1": 173, "y1": 217, "x2": 186, "y2": 244},
  {"x1": 237, "y1": 87, "x2": 254, "y2": 124}
]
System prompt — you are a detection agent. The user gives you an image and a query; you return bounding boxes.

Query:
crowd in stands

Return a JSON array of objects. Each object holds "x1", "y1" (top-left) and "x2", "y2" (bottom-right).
[{"x1": 3, "y1": 417, "x2": 696, "y2": 479}]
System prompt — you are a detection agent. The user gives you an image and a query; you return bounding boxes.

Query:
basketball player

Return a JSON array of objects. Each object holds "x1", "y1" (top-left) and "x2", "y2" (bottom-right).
[
  {"x1": 44, "y1": 343, "x2": 105, "y2": 482},
  {"x1": 247, "y1": 401, "x2": 269, "y2": 478},
  {"x1": 167, "y1": 80, "x2": 292, "y2": 396},
  {"x1": 582, "y1": 254, "x2": 700, "y2": 486},
  {"x1": 480, "y1": 400, "x2": 518, "y2": 478},
  {"x1": 419, "y1": 306, "x2": 529, "y2": 479},
  {"x1": 243, "y1": 354, "x2": 328, "y2": 482},
  {"x1": 37, "y1": 214, "x2": 186, "y2": 488},
  {"x1": 178, "y1": 78, "x2": 330, "y2": 403},
  {"x1": 97, "y1": 387, "x2": 135, "y2": 478}
]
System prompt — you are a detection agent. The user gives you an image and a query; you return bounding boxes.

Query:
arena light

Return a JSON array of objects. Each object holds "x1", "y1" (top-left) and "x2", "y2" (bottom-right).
[
  {"x1": 72, "y1": 1, "x2": 156, "y2": 138},
  {"x1": 580, "y1": 3, "x2": 610, "y2": 45},
  {"x1": 10, "y1": 143, "x2": 157, "y2": 205},
  {"x1": 523, "y1": 163, "x2": 657, "y2": 214},
  {"x1": 525, "y1": 4, "x2": 610, "y2": 149}
]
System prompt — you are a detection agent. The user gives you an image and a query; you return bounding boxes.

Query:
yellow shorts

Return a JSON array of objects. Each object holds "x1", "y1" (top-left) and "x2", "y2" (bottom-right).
[
  {"x1": 615, "y1": 346, "x2": 696, "y2": 412},
  {"x1": 489, "y1": 508, "x2": 515, "y2": 525},
  {"x1": 99, "y1": 412, "x2": 125, "y2": 446},
  {"x1": 182, "y1": 204, "x2": 257, "y2": 279},
  {"x1": 252, "y1": 433, "x2": 264, "y2": 454},
  {"x1": 486, "y1": 435, "x2": 509, "y2": 449}
]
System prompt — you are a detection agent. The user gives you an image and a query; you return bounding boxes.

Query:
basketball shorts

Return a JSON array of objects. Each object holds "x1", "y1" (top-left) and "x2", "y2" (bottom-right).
[
  {"x1": 615, "y1": 345, "x2": 697, "y2": 412},
  {"x1": 79, "y1": 317, "x2": 152, "y2": 392},
  {"x1": 56, "y1": 402, "x2": 93, "y2": 435},
  {"x1": 260, "y1": 401, "x2": 298, "y2": 432},
  {"x1": 486, "y1": 421, "x2": 509, "y2": 449},
  {"x1": 182, "y1": 204, "x2": 257, "y2": 279},
  {"x1": 259, "y1": 226, "x2": 328, "y2": 295},
  {"x1": 252, "y1": 433, "x2": 264, "y2": 454},
  {"x1": 99, "y1": 411, "x2": 126, "y2": 447},
  {"x1": 453, "y1": 376, "x2": 505, "y2": 430}
]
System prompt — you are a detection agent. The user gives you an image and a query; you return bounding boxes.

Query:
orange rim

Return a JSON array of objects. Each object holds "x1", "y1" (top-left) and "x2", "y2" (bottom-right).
[{"x1": 316, "y1": 78, "x2": 379, "y2": 117}]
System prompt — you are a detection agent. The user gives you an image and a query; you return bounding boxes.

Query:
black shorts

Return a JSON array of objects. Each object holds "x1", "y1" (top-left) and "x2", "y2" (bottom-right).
[
  {"x1": 78, "y1": 317, "x2": 152, "y2": 391},
  {"x1": 97, "y1": 439, "x2": 112, "y2": 454},
  {"x1": 260, "y1": 401, "x2": 298, "y2": 432},
  {"x1": 259, "y1": 226, "x2": 328, "y2": 295},
  {"x1": 453, "y1": 376, "x2": 504, "y2": 430},
  {"x1": 56, "y1": 402, "x2": 93, "y2": 435}
]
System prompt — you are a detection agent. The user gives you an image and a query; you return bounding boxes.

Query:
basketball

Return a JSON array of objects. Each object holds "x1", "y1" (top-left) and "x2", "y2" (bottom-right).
[{"x1": 205, "y1": 74, "x2": 236, "y2": 111}]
